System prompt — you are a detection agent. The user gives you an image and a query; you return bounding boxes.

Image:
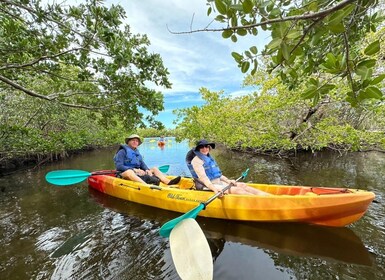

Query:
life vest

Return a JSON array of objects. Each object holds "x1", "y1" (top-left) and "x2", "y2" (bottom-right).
[
  {"x1": 113, "y1": 144, "x2": 144, "y2": 169},
  {"x1": 186, "y1": 149, "x2": 222, "y2": 180}
]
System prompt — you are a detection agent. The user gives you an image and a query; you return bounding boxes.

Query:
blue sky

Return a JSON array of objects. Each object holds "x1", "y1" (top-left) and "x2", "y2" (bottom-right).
[{"x1": 112, "y1": 0, "x2": 268, "y2": 128}]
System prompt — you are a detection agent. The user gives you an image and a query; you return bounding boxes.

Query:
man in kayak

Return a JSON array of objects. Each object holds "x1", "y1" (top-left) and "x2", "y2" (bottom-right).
[
  {"x1": 114, "y1": 134, "x2": 181, "y2": 185},
  {"x1": 186, "y1": 139, "x2": 270, "y2": 195}
]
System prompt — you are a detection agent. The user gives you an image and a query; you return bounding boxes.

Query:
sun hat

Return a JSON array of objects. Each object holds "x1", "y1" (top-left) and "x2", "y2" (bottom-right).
[
  {"x1": 195, "y1": 139, "x2": 215, "y2": 151},
  {"x1": 125, "y1": 134, "x2": 142, "y2": 145}
]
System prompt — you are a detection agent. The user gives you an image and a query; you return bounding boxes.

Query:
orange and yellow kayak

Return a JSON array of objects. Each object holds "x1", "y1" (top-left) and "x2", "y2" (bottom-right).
[{"x1": 87, "y1": 172, "x2": 375, "y2": 227}]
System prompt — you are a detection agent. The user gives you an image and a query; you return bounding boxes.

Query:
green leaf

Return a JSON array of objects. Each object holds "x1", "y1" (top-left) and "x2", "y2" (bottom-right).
[
  {"x1": 309, "y1": 78, "x2": 319, "y2": 86},
  {"x1": 301, "y1": 86, "x2": 317, "y2": 99},
  {"x1": 357, "y1": 59, "x2": 376, "y2": 69},
  {"x1": 241, "y1": 61, "x2": 250, "y2": 73},
  {"x1": 266, "y1": 38, "x2": 282, "y2": 50},
  {"x1": 245, "y1": 50, "x2": 253, "y2": 59},
  {"x1": 358, "y1": 86, "x2": 382, "y2": 100},
  {"x1": 328, "y1": 23, "x2": 345, "y2": 33},
  {"x1": 281, "y1": 42, "x2": 290, "y2": 60},
  {"x1": 356, "y1": 66, "x2": 370, "y2": 80},
  {"x1": 270, "y1": 8, "x2": 281, "y2": 17},
  {"x1": 326, "y1": 53, "x2": 337, "y2": 66},
  {"x1": 249, "y1": 46, "x2": 258, "y2": 54},
  {"x1": 231, "y1": 34, "x2": 238, "y2": 42},
  {"x1": 231, "y1": 15, "x2": 238, "y2": 27},
  {"x1": 364, "y1": 40, "x2": 380, "y2": 55},
  {"x1": 222, "y1": 29, "x2": 233, "y2": 38},
  {"x1": 215, "y1": 0, "x2": 227, "y2": 15},
  {"x1": 237, "y1": 28, "x2": 247, "y2": 36},
  {"x1": 365, "y1": 86, "x2": 382, "y2": 99},
  {"x1": 310, "y1": 28, "x2": 325, "y2": 46},
  {"x1": 319, "y1": 83, "x2": 335, "y2": 94},
  {"x1": 207, "y1": 7, "x2": 212, "y2": 16},
  {"x1": 231, "y1": 52, "x2": 243, "y2": 62},
  {"x1": 328, "y1": 5, "x2": 355, "y2": 26},
  {"x1": 370, "y1": 74, "x2": 385, "y2": 85},
  {"x1": 242, "y1": 0, "x2": 253, "y2": 13},
  {"x1": 286, "y1": 30, "x2": 302, "y2": 40}
]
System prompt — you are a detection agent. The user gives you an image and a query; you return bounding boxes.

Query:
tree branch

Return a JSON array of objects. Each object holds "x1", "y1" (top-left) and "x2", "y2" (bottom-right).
[
  {"x1": 0, "y1": 74, "x2": 110, "y2": 110},
  {"x1": 169, "y1": 0, "x2": 356, "y2": 34}
]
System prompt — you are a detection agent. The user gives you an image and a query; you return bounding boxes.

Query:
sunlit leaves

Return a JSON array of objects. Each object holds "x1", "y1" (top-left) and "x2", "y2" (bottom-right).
[
  {"x1": 175, "y1": 77, "x2": 385, "y2": 154},
  {"x1": 205, "y1": 0, "x2": 383, "y2": 107},
  {"x1": 370, "y1": 74, "x2": 385, "y2": 85},
  {"x1": 357, "y1": 86, "x2": 383, "y2": 101},
  {"x1": 364, "y1": 40, "x2": 380, "y2": 55}
]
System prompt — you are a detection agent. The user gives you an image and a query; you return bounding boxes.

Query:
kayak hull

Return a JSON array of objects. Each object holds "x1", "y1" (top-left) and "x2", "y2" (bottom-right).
[{"x1": 87, "y1": 172, "x2": 375, "y2": 227}]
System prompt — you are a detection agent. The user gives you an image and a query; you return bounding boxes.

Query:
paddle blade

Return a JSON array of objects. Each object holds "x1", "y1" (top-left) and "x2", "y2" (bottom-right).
[
  {"x1": 159, "y1": 165, "x2": 170, "y2": 173},
  {"x1": 45, "y1": 170, "x2": 92, "y2": 186},
  {"x1": 170, "y1": 218, "x2": 213, "y2": 280},
  {"x1": 159, "y1": 203, "x2": 205, "y2": 237}
]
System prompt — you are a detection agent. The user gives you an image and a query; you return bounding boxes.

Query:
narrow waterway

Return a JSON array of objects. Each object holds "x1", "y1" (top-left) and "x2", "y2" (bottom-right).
[{"x1": 1, "y1": 139, "x2": 384, "y2": 279}]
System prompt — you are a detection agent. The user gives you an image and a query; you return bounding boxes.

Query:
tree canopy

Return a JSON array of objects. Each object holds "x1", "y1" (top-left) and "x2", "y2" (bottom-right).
[
  {"x1": 197, "y1": 0, "x2": 384, "y2": 107},
  {"x1": 0, "y1": 0, "x2": 171, "y2": 129}
]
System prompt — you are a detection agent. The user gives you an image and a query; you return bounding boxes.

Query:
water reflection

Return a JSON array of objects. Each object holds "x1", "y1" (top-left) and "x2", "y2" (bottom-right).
[
  {"x1": 2, "y1": 142, "x2": 385, "y2": 280},
  {"x1": 88, "y1": 188, "x2": 372, "y2": 267}
]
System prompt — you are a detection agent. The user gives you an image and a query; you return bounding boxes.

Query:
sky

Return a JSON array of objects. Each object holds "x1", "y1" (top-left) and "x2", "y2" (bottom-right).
[{"x1": 108, "y1": 0, "x2": 268, "y2": 128}]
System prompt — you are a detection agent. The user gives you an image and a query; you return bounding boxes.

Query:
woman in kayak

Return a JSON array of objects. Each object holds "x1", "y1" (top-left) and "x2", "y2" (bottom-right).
[
  {"x1": 114, "y1": 134, "x2": 181, "y2": 185},
  {"x1": 186, "y1": 139, "x2": 270, "y2": 195}
]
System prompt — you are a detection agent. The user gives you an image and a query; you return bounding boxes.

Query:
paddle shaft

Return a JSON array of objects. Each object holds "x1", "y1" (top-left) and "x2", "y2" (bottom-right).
[
  {"x1": 159, "y1": 169, "x2": 249, "y2": 237},
  {"x1": 203, "y1": 173, "x2": 245, "y2": 206},
  {"x1": 46, "y1": 165, "x2": 170, "y2": 186}
]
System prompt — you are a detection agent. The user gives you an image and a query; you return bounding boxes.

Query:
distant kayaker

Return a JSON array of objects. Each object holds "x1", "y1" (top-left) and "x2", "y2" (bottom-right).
[
  {"x1": 186, "y1": 139, "x2": 270, "y2": 196},
  {"x1": 114, "y1": 134, "x2": 181, "y2": 185}
]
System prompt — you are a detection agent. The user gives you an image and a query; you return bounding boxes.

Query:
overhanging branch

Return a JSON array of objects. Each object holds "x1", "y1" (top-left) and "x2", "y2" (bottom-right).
[
  {"x1": 169, "y1": 0, "x2": 356, "y2": 34},
  {"x1": 0, "y1": 74, "x2": 110, "y2": 110}
]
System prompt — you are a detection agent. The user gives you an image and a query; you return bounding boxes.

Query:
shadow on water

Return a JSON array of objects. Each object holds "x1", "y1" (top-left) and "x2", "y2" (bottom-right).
[{"x1": 88, "y1": 187, "x2": 373, "y2": 267}]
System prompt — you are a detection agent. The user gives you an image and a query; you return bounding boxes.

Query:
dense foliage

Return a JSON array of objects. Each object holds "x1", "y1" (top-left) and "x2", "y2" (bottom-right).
[
  {"x1": 0, "y1": 91, "x2": 123, "y2": 168},
  {"x1": 175, "y1": 72, "x2": 385, "y2": 155},
  {"x1": 0, "y1": 0, "x2": 173, "y2": 168},
  {"x1": 203, "y1": 0, "x2": 384, "y2": 107},
  {"x1": 0, "y1": 0, "x2": 171, "y2": 129}
]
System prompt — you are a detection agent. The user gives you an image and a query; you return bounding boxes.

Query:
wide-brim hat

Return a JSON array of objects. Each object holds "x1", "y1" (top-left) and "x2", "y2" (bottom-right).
[
  {"x1": 125, "y1": 134, "x2": 142, "y2": 145},
  {"x1": 195, "y1": 139, "x2": 215, "y2": 151}
]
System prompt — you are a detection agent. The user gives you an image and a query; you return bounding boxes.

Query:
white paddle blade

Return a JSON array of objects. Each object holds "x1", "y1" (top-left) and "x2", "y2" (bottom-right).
[{"x1": 170, "y1": 218, "x2": 213, "y2": 280}]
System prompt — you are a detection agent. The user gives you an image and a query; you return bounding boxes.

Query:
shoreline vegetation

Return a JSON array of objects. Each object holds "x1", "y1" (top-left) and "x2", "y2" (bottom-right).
[{"x1": 2, "y1": 130, "x2": 385, "y2": 176}]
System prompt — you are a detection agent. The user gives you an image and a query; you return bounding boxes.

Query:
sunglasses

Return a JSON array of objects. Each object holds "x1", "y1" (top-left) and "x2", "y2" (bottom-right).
[{"x1": 199, "y1": 145, "x2": 211, "y2": 149}]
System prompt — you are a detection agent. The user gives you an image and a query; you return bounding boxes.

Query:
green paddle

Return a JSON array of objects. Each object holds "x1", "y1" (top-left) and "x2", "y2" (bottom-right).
[
  {"x1": 45, "y1": 165, "x2": 170, "y2": 186},
  {"x1": 159, "y1": 168, "x2": 249, "y2": 237}
]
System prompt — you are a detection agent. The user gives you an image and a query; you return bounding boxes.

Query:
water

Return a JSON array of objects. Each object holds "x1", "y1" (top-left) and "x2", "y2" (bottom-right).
[{"x1": 1, "y1": 140, "x2": 384, "y2": 279}]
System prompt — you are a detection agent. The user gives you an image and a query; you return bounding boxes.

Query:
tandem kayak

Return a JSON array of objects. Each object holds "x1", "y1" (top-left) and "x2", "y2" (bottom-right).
[{"x1": 87, "y1": 171, "x2": 375, "y2": 227}]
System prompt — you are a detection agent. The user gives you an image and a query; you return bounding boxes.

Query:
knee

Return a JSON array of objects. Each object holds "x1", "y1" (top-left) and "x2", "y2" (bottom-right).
[
  {"x1": 238, "y1": 183, "x2": 247, "y2": 188},
  {"x1": 151, "y1": 167, "x2": 159, "y2": 172},
  {"x1": 122, "y1": 169, "x2": 135, "y2": 178}
]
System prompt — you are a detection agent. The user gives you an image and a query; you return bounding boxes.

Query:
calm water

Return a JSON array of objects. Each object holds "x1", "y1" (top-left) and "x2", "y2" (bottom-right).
[{"x1": 1, "y1": 138, "x2": 384, "y2": 279}]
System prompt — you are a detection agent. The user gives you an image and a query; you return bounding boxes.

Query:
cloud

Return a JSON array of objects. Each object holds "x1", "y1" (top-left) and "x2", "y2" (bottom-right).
[{"x1": 109, "y1": 0, "x2": 266, "y2": 127}]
